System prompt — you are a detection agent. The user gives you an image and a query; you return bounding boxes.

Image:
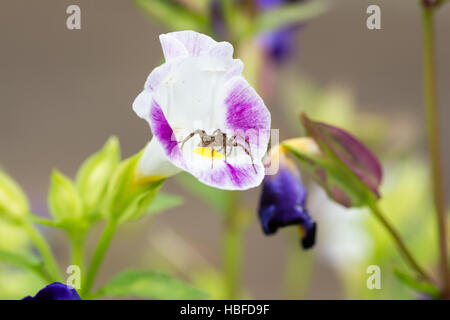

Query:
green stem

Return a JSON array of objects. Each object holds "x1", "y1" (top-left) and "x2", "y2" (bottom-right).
[
  {"x1": 71, "y1": 236, "x2": 84, "y2": 274},
  {"x1": 422, "y1": 4, "x2": 450, "y2": 298},
  {"x1": 222, "y1": 193, "x2": 245, "y2": 300},
  {"x1": 369, "y1": 201, "x2": 435, "y2": 286},
  {"x1": 81, "y1": 221, "x2": 117, "y2": 298},
  {"x1": 22, "y1": 222, "x2": 63, "y2": 282}
]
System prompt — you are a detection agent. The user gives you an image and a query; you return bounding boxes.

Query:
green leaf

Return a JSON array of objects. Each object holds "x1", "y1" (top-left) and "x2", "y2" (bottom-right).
[
  {"x1": 0, "y1": 248, "x2": 41, "y2": 271},
  {"x1": 134, "y1": 0, "x2": 210, "y2": 32},
  {"x1": 76, "y1": 137, "x2": 120, "y2": 218},
  {"x1": 0, "y1": 170, "x2": 29, "y2": 222},
  {"x1": 98, "y1": 270, "x2": 208, "y2": 300},
  {"x1": 176, "y1": 173, "x2": 233, "y2": 215},
  {"x1": 393, "y1": 266, "x2": 441, "y2": 299},
  {"x1": 48, "y1": 170, "x2": 83, "y2": 221},
  {"x1": 251, "y1": 0, "x2": 327, "y2": 36},
  {"x1": 146, "y1": 193, "x2": 183, "y2": 215}
]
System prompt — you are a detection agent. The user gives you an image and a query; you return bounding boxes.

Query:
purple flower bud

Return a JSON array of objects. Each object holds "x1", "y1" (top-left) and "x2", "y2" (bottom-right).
[
  {"x1": 23, "y1": 282, "x2": 81, "y2": 300},
  {"x1": 258, "y1": 153, "x2": 316, "y2": 249},
  {"x1": 300, "y1": 113, "x2": 382, "y2": 207}
]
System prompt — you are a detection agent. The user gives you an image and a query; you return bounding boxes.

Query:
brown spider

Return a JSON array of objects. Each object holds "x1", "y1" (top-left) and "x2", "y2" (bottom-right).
[{"x1": 177, "y1": 129, "x2": 257, "y2": 173}]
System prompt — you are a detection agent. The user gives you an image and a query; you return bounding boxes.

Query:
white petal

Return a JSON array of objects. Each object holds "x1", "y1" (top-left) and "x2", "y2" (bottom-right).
[
  {"x1": 132, "y1": 90, "x2": 153, "y2": 119},
  {"x1": 137, "y1": 137, "x2": 181, "y2": 179},
  {"x1": 166, "y1": 31, "x2": 216, "y2": 56},
  {"x1": 159, "y1": 34, "x2": 189, "y2": 61}
]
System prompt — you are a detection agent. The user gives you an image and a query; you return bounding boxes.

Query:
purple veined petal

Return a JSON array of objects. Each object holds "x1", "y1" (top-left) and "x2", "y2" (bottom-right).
[
  {"x1": 148, "y1": 99, "x2": 185, "y2": 166},
  {"x1": 134, "y1": 31, "x2": 271, "y2": 190},
  {"x1": 165, "y1": 31, "x2": 217, "y2": 57},
  {"x1": 301, "y1": 113, "x2": 382, "y2": 197},
  {"x1": 148, "y1": 97, "x2": 266, "y2": 190},
  {"x1": 224, "y1": 77, "x2": 271, "y2": 156},
  {"x1": 159, "y1": 34, "x2": 189, "y2": 61}
]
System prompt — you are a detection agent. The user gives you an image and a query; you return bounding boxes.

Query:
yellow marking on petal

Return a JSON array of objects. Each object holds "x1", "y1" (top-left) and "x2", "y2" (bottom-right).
[{"x1": 194, "y1": 147, "x2": 225, "y2": 160}]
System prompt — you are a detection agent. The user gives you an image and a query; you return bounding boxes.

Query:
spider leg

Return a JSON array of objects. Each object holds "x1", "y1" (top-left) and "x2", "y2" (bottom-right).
[
  {"x1": 178, "y1": 130, "x2": 205, "y2": 150},
  {"x1": 232, "y1": 142, "x2": 257, "y2": 174}
]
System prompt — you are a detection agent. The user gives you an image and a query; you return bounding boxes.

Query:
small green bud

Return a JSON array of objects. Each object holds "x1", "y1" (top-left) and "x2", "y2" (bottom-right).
[
  {"x1": 48, "y1": 170, "x2": 83, "y2": 222},
  {"x1": 103, "y1": 152, "x2": 164, "y2": 224},
  {"x1": 76, "y1": 137, "x2": 120, "y2": 217},
  {"x1": 0, "y1": 171, "x2": 29, "y2": 222}
]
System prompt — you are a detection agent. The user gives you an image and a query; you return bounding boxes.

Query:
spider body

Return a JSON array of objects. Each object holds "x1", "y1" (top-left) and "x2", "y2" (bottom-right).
[{"x1": 178, "y1": 129, "x2": 257, "y2": 173}]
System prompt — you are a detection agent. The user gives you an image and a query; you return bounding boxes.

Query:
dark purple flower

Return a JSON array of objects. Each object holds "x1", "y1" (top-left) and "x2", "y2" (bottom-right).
[
  {"x1": 23, "y1": 282, "x2": 81, "y2": 300},
  {"x1": 258, "y1": 153, "x2": 316, "y2": 249}
]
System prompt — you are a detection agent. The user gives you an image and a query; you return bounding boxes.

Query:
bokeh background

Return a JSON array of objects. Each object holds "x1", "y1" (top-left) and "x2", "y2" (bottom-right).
[{"x1": 0, "y1": 0, "x2": 449, "y2": 299}]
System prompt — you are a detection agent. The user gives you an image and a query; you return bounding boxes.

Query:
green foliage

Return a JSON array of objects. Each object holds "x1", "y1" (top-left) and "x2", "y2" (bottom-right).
[
  {"x1": 76, "y1": 137, "x2": 120, "y2": 220},
  {"x1": 48, "y1": 170, "x2": 84, "y2": 222},
  {"x1": 176, "y1": 172, "x2": 234, "y2": 215},
  {"x1": 147, "y1": 192, "x2": 183, "y2": 216},
  {"x1": 0, "y1": 170, "x2": 29, "y2": 223},
  {"x1": 0, "y1": 249, "x2": 41, "y2": 273},
  {"x1": 393, "y1": 266, "x2": 441, "y2": 299},
  {"x1": 102, "y1": 151, "x2": 165, "y2": 224},
  {"x1": 134, "y1": 0, "x2": 210, "y2": 32},
  {"x1": 97, "y1": 269, "x2": 208, "y2": 299}
]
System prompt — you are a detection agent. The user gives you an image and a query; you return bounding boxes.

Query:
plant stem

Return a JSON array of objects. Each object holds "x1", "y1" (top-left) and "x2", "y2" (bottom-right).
[
  {"x1": 71, "y1": 236, "x2": 84, "y2": 273},
  {"x1": 22, "y1": 222, "x2": 62, "y2": 282},
  {"x1": 422, "y1": 5, "x2": 450, "y2": 297},
  {"x1": 369, "y1": 202, "x2": 435, "y2": 285},
  {"x1": 222, "y1": 192, "x2": 245, "y2": 300},
  {"x1": 81, "y1": 221, "x2": 117, "y2": 297}
]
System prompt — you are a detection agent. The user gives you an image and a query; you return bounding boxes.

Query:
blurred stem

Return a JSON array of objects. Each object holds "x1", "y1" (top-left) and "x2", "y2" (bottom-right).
[
  {"x1": 22, "y1": 222, "x2": 62, "y2": 282},
  {"x1": 369, "y1": 201, "x2": 435, "y2": 286},
  {"x1": 81, "y1": 220, "x2": 117, "y2": 298},
  {"x1": 70, "y1": 236, "x2": 84, "y2": 274},
  {"x1": 422, "y1": 5, "x2": 450, "y2": 298},
  {"x1": 222, "y1": 192, "x2": 245, "y2": 300}
]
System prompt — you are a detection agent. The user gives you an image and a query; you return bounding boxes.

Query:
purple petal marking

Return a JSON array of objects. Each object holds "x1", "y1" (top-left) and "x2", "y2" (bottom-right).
[
  {"x1": 301, "y1": 113, "x2": 382, "y2": 197},
  {"x1": 196, "y1": 162, "x2": 262, "y2": 190},
  {"x1": 149, "y1": 100, "x2": 183, "y2": 163},
  {"x1": 224, "y1": 78, "x2": 270, "y2": 152},
  {"x1": 159, "y1": 34, "x2": 188, "y2": 61}
]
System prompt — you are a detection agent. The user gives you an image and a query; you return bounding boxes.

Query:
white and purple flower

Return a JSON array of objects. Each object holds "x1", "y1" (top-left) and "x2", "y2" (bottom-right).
[{"x1": 133, "y1": 31, "x2": 271, "y2": 190}]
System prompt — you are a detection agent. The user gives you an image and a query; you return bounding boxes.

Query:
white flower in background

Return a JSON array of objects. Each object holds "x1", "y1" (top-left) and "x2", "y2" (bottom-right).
[{"x1": 133, "y1": 31, "x2": 271, "y2": 190}]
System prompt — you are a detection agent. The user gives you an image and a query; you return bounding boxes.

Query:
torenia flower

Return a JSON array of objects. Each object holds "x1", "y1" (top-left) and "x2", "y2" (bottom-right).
[
  {"x1": 133, "y1": 31, "x2": 271, "y2": 190},
  {"x1": 258, "y1": 147, "x2": 316, "y2": 249},
  {"x1": 23, "y1": 283, "x2": 81, "y2": 300}
]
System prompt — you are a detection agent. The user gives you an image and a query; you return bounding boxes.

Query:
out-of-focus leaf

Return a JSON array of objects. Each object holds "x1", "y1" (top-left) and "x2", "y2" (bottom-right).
[
  {"x1": 146, "y1": 193, "x2": 183, "y2": 215},
  {"x1": 98, "y1": 270, "x2": 208, "y2": 299},
  {"x1": 393, "y1": 266, "x2": 441, "y2": 299},
  {"x1": 176, "y1": 173, "x2": 233, "y2": 215},
  {"x1": 0, "y1": 249, "x2": 41, "y2": 271},
  {"x1": 251, "y1": 0, "x2": 327, "y2": 35},
  {"x1": 134, "y1": 0, "x2": 210, "y2": 32}
]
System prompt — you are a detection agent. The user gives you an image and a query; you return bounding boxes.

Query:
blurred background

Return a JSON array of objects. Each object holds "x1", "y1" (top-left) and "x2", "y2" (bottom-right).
[{"x1": 0, "y1": 0, "x2": 449, "y2": 299}]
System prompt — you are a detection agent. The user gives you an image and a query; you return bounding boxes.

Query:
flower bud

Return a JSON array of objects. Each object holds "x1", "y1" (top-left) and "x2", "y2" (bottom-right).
[
  {"x1": 76, "y1": 137, "x2": 120, "y2": 218},
  {"x1": 48, "y1": 170, "x2": 83, "y2": 222},
  {"x1": 103, "y1": 151, "x2": 164, "y2": 224},
  {"x1": 0, "y1": 170, "x2": 29, "y2": 222}
]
